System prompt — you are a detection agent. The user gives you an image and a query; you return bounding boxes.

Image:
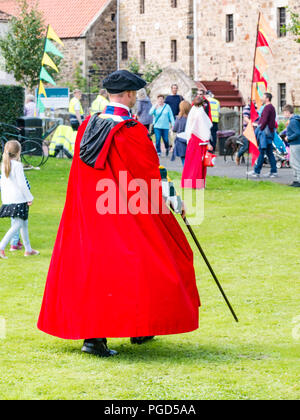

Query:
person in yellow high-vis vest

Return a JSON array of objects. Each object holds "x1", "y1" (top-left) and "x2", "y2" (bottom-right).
[
  {"x1": 207, "y1": 92, "x2": 220, "y2": 152},
  {"x1": 69, "y1": 89, "x2": 84, "y2": 131},
  {"x1": 90, "y1": 89, "x2": 109, "y2": 115},
  {"x1": 49, "y1": 125, "x2": 75, "y2": 159}
]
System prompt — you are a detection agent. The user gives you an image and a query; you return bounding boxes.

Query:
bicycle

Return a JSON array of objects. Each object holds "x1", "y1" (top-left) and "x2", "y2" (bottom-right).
[{"x1": 0, "y1": 120, "x2": 59, "y2": 168}]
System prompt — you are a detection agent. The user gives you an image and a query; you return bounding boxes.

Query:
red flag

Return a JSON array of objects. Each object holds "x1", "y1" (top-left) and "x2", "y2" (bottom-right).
[
  {"x1": 249, "y1": 141, "x2": 260, "y2": 166},
  {"x1": 252, "y1": 83, "x2": 263, "y2": 109},
  {"x1": 243, "y1": 118, "x2": 260, "y2": 167},
  {"x1": 257, "y1": 31, "x2": 272, "y2": 53},
  {"x1": 253, "y1": 67, "x2": 268, "y2": 88},
  {"x1": 244, "y1": 121, "x2": 258, "y2": 148},
  {"x1": 250, "y1": 100, "x2": 259, "y2": 122}
]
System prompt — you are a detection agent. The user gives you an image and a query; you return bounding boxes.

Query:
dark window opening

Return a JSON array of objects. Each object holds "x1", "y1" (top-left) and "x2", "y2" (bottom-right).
[
  {"x1": 278, "y1": 83, "x2": 286, "y2": 112},
  {"x1": 140, "y1": 41, "x2": 146, "y2": 63},
  {"x1": 226, "y1": 14, "x2": 234, "y2": 43},
  {"x1": 121, "y1": 42, "x2": 128, "y2": 61},
  {"x1": 171, "y1": 40, "x2": 177, "y2": 62},
  {"x1": 278, "y1": 7, "x2": 286, "y2": 37}
]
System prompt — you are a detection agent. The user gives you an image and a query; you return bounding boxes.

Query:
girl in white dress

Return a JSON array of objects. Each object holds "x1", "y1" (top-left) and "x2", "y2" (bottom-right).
[{"x1": 0, "y1": 141, "x2": 39, "y2": 259}]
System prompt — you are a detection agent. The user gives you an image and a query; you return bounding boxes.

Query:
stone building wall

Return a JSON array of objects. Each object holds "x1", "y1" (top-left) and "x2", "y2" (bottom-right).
[
  {"x1": 59, "y1": 38, "x2": 87, "y2": 86},
  {"x1": 119, "y1": 0, "x2": 194, "y2": 77},
  {"x1": 58, "y1": 0, "x2": 117, "y2": 89},
  {"x1": 195, "y1": 0, "x2": 300, "y2": 111},
  {"x1": 86, "y1": 0, "x2": 118, "y2": 80}
]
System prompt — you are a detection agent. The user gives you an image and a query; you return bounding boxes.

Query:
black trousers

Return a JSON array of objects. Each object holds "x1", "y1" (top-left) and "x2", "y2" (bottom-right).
[{"x1": 211, "y1": 122, "x2": 218, "y2": 151}]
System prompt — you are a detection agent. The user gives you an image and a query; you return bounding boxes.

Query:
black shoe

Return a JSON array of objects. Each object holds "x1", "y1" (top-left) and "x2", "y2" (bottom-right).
[
  {"x1": 290, "y1": 181, "x2": 300, "y2": 188},
  {"x1": 130, "y1": 336, "x2": 155, "y2": 345},
  {"x1": 81, "y1": 338, "x2": 118, "y2": 357}
]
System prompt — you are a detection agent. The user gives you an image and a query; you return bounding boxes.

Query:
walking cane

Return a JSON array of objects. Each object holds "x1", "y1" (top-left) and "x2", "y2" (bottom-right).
[{"x1": 182, "y1": 216, "x2": 239, "y2": 323}]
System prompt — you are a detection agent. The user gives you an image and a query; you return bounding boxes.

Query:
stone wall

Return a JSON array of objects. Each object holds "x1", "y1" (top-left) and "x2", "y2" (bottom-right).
[
  {"x1": 58, "y1": 0, "x2": 117, "y2": 89},
  {"x1": 86, "y1": 0, "x2": 118, "y2": 80},
  {"x1": 195, "y1": 0, "x2": 300, "y2": 112},
  {"x1": 119, "y1": 0, "x2": 194, "y2": 77},
  {"x1": 59, "y1": 37, "x2": 87, "y2": 85}
]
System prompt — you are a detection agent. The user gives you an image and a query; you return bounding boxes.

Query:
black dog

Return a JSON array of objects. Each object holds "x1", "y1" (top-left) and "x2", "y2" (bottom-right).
[{"x1": 224, "y1": 135, "x2": 244, "y2": 162}]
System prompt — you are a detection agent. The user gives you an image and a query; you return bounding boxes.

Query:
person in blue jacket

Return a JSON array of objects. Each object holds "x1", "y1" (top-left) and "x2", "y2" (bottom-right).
[
  {"x1": 149, "y1": 94, "x2": 175, "y2": 157},
  {"x1": 283, "y1": 105, "x2": 300, "y2": 187}
]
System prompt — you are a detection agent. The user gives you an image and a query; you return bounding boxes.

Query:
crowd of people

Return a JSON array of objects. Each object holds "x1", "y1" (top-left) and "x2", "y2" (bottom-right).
[
  {"x1": 135, "y1": 84, "x2": 218, "y2": 189},
  {"x1": 0, "y1": 69, "x2": 299, "y2": 359},
  {"x1": 23, "y1": 84, "x2": 300, "y2": 189},
  {"x1": 236, "y1": 93, "x2": 300, "y2": 187},
  {"x1": 1, "y1": 74, "x2": 300, "y2": 261},
  {"x1": 66, "y1": 83, "x2": 219, "y2": 190}
]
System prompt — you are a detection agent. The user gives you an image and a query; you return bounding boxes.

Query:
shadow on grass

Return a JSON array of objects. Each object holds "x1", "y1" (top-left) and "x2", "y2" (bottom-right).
[{"x1": 50, "y1": 339, "x2": 244, "y2": 365}]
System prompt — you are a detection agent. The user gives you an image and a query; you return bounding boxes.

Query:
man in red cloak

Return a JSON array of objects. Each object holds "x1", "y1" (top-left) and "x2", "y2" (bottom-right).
[{"x1": 38, "y1": 70, "x2": 200, "y2": 357}]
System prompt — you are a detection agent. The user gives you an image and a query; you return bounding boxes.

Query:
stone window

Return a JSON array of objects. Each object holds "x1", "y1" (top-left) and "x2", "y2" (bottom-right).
[
  {"x1": 278, "y1": 83, "x2": 287, "y2": 112},
  {"x1": 171, "y1": 40, "x2": 177, "y2": 62},
  {"x1": 277, "y1": 7, "x2": 286, "y2": 38},
  {"x1": 171, "y1": 0, "x2": 177, "y2": 7},
  {"x1": 140, "y1": 0, "x2": 145, "y2": 14},
  {"x1": 121, "y1": 42, "x2": 128, "y2": 61},
  {"x1": 140, "y1": 41, "x2": 146, "y2": 63},
  {"x1": 226, "y1": 14, "x2": 234, "y2": 43}
]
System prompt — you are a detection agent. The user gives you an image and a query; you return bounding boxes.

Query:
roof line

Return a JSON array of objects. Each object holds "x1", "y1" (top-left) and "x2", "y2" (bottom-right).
[
  {"x1": 0, "y1": 9, "x2": 12, "y2": 19},
  {"x1": 81, "y1": 0, "x2": 113, "y2": 37}
]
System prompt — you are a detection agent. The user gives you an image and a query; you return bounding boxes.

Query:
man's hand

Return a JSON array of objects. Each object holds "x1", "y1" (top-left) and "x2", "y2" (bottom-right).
[{"x1": 207, "y1": 144, "x2": 213, "y2": 151}]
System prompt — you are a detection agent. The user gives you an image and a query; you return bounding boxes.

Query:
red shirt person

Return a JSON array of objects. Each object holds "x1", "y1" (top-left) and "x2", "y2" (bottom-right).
[{"x1": 37, "y1": 70, "x2": 200, "y2": 357}]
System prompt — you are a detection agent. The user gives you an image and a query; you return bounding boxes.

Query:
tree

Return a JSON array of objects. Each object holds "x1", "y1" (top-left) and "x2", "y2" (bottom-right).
[
  {"x1": 0, "y1": 0, "x2": 47, "y2": 89},
  {"x1": 126, "y1": 57, "x2": 162, "y2": 83},
  {"x1": 65, "y1": 61, "x2": 87, "y2": 92},
  {"x1": 126, "y1": 57, "x2": 140, "y2": 75},
  {"x1": 283, "y1": 9, "x2": 300, "y2": 43},
  {"x1": 143, "y1": 61, "x2": 162, "y2": 83}
]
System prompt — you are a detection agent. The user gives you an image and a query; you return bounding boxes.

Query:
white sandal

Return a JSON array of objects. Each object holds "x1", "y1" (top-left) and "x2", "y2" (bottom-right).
[
  {"x1": 24, "y1": 249, "x2": 40, "y2": 257},
  {"x1": 0, "y1": 250, "x2": 8, "y2": 259}
]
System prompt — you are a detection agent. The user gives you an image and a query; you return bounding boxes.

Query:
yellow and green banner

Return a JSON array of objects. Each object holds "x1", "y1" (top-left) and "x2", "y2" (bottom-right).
[{"x1": 37, "y1": 25, "x2": 64, "y2": 114}]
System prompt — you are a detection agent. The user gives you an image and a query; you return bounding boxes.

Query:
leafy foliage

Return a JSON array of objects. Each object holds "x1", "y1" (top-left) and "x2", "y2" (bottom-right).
[
  {"x1": 66, "y1": 63, "x2": 104, "y2": 94},
  {"x1": 65, "y1": 62, "x2": 87, "y2": 92},
  {"x1": 282, "y1": 8, "x2": 300, "y2": 43},
  {"x1": 0, "y1": 1, "x2": 45, "y2": 89},
  {"x1": 277, "y1": 121, "x2": 287, "y2": 134},
  {"x1": 126, "y1": 57, "x2": 140, "y2": 75},
  {"x1": 0, "y1": 0, "x2": 61, "y2": 89},
  {"x1": 0, "y1": 85, "x2": 25, "y2": 132},
  {"x1": 143, "y1": 61, "x2": 162, "y2": 83},
  {"x1": 89, "y1": 63, "x2": 102, "y2": 94},
  {"x1": 126, "y1": 57, "x2": 162, "y2": 83}
]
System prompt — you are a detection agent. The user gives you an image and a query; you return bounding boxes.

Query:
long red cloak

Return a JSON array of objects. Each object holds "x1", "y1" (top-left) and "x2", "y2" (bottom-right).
[{"x1": 38, "y1": 117, "x2": 200, "y2": 339}]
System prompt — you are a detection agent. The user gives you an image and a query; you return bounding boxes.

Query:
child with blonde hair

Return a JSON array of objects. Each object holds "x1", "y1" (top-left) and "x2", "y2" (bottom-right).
[{"x1": 0, "y1": 141, "x2": 39, "y2": 259}]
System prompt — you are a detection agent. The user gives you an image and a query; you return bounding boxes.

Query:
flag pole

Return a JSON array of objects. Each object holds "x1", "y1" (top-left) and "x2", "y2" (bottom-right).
[
  {"x1": 37, "y1": 24, "x2": 50, "y2": 109},
  {"x1": 250, "y1": 12, "x2": 261, "y2": 103},
  {"x1": 247, "y1": 12, "x2": 261, "y2": 180}
]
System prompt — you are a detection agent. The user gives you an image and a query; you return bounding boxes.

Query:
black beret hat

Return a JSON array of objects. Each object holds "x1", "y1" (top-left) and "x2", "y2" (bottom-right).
[{"x1": 103, "y1": 70, "x2": 146, "y2": 94}]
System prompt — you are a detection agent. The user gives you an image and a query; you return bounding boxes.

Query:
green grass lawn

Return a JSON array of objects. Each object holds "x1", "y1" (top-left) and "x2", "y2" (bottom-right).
[{"x1": 0, "y1": 159, "x2": 299, "y2": 400}]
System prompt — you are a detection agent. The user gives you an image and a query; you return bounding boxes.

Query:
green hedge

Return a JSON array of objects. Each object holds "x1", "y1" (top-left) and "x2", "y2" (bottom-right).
[{"x1": 0, "y1": 85, "x2": 25, "y2": 130}]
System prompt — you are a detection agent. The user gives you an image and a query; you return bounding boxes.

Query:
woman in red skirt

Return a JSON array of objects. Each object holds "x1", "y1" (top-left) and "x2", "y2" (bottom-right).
[{"x1": 181, "y1": 97, "x2": 213, "y2": 189}]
